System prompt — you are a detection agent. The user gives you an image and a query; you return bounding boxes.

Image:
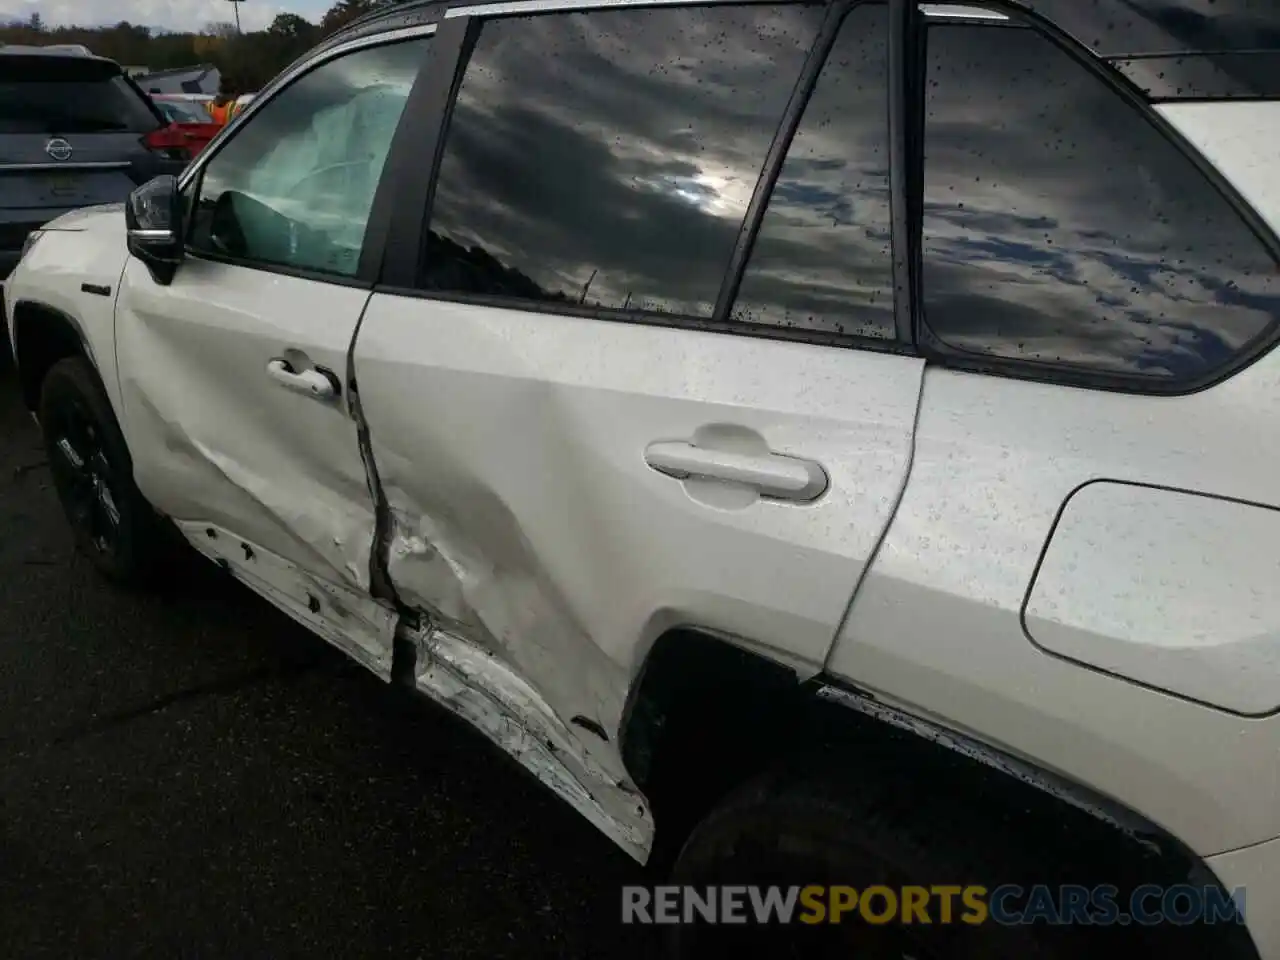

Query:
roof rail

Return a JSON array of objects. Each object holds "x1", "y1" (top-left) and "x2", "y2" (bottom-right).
[{"x1": 328, "y1": 0, "x2": 439, "y2": 39}]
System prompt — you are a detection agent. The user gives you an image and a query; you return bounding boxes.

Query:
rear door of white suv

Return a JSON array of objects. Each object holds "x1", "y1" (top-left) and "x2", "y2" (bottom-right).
[{"x1": 352, "y1": 1, "x2": 923, "y2": 850}]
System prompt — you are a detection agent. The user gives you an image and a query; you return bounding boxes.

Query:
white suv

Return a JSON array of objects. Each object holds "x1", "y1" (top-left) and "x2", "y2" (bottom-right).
[{"x1": 6, "y1": 1, "x2": 1279, "y2": 956}]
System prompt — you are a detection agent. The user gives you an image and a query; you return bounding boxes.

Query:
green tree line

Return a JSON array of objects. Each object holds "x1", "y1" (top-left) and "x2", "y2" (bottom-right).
[{"x1": 0, "y1": 1, "x2": 406, "y2": 95}]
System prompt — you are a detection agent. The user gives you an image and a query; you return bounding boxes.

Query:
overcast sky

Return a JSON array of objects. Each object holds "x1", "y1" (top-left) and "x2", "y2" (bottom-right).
[{"x1": 11, "y1": 0, "x2": 330, "y2": 31}]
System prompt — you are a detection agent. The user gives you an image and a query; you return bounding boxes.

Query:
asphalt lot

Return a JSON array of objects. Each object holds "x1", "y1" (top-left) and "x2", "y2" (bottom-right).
[{"x1": 0, "y1": 368, "x2": 655, "y2": 957}]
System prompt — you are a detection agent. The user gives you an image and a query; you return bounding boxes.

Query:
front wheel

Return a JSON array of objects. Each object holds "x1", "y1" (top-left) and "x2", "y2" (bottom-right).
[{"x1": 39, "y1": 356, "x2": 167, "y2": 585}]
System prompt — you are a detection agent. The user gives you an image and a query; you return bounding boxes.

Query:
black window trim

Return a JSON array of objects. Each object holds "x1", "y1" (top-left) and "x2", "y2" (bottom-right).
[
  {"x1": 888, "y1": 0, "x2": 917, "y2": 343},
  {"x1": 182, "y1": 246, "x2": 379, "y2": 289},
  {"x1": 711, "y1": 0, "x2": 852, "y2": 324},
  {"x1": 716, "y1": 0, "x2": 909, "y2": 346},
  {"x1": 374, "y1": 0, "x2": 921, "y2": 357},
  {"x1": 908, "y1": 0, "x2": 1280, "y2": 396},
  {"x1": 1109, "y1": 51, "x2": 1280, "y2": 103},
  {"x1": 178, "y1": 24, "x2": 439, "y2": 290},
  {"x1": 375, "y1": 11, "x2": 474, "y2": 289},
  {"x1": 120, "y1": 71, "x2": 171, "y2": 130}
]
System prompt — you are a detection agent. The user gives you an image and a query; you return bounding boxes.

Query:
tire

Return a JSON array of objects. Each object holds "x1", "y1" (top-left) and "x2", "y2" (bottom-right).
[
  {"x1": 666, "y1": 767, "x2": 1187, "y2": 960},
  {"x1": 39, "y1": 355, "x2": 168, "y2": 585},
  {"x1": 0, "y1": 304, "x2": 13, "y2": 376}
]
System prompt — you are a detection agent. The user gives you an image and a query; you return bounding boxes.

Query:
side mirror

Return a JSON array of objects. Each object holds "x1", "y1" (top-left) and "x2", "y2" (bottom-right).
[{"x1": 126, "y1": 175, "x2": 184, "y2": 285}]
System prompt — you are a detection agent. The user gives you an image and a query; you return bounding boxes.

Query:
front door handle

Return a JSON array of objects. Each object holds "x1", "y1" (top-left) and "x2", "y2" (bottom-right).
[
  {"x1": 266, "y1": 358, "x2": 340, "y2": 400},
  {"x1": 644, "y1": 440, "x2": 827, "y2": 501}
]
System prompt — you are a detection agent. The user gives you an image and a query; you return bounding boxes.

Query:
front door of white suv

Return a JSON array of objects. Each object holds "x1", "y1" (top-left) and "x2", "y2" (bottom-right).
[
  {"x1": 352, "y1": 1, "x2": 923, "y2": 853},
  {"x1": 113, "y1": 32, "x2": 435, "y2": 677}
]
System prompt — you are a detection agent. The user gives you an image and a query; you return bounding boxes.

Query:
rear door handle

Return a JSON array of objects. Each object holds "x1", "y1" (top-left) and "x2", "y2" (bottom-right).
[
  {"x1": 644, "y1": 440, "x2": 827, "y2": 501},
  {"x1": 266, "y1": 358, "x2": 340, "y2": 400}
]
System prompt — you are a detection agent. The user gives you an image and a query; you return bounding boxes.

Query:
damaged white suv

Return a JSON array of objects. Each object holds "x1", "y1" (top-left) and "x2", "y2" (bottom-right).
[{"x1": 7, "y1": 0, "x2": 1280, "y2": 956}]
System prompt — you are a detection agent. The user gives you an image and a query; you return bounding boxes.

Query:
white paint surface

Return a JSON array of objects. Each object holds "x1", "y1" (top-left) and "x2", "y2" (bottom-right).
[
  {"x1": 113, "y1": 254, "x2": 386, "y2": 674},
  {"x1": 1208, "y1": 836, "x2": 1280, "y2": 960},
  {"x1": 5, "y1": 205, "x2": 129, "y2": 416},
  {"x1": 1026, "y1": 481, "x2": 1280, "y2": 715},
  {"x1": 182, "y1": 522, "x2": 400, "y2": 677},
  {"x1": 354, "y1": 294, "x2": 925, "y2": 856},
  {"x1": 1158, "y1": 101, "x2": 1280, "y2": 241},
  {"x1": 829, "y1": 351, "x2": 1280, "y2": 857}
]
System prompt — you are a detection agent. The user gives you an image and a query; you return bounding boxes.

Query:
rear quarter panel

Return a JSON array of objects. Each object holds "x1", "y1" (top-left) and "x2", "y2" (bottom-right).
[
  {"x1": 828, "y1": 98, "x2": 1280, "y2": 860},
  {"x1": 828, "y1": 346, "x2": 1280, "y2": 858}
]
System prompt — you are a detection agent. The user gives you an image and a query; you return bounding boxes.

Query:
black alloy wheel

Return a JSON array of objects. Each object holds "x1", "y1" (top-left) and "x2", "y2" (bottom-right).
[
  {"x1": 38, "y1": 356, "x2": 167, "y2": 584},
  {"x1": 46, "y1": 390, "x2": 122, "y2": 559}
]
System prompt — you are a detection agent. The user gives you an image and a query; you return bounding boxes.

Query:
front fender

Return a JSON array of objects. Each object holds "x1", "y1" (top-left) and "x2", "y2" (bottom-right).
[{"x1": 6, "y1": 208, "x2": 132, "y2": 418}]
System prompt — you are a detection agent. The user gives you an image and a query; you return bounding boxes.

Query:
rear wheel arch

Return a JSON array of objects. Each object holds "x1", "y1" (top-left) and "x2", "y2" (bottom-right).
[
  {"x1": 12, "y1": 301, "x2": 94, "y2": 413},
  {"x1": 621, "y1": 631, "x2": 1243, "y2": 931},
  {"x1": 619, "y1": 629, "x2": 810, "y2": 867}
]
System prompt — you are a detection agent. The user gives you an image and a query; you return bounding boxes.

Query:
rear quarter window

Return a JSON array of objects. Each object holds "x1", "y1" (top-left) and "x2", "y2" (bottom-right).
[{"x1": 919, "y1": 19, "x2": 1280, "y2": 387}]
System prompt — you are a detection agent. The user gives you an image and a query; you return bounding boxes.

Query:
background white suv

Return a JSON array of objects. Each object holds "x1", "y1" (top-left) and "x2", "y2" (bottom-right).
[{"x1": 6, "y1": 1, "x2": 1279, "y2": 956}]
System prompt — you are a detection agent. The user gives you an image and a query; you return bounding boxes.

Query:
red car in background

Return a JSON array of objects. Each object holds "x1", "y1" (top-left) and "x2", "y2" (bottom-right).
[{"x1": 150, "y1": 94, "x2": 222, "y2": 159}]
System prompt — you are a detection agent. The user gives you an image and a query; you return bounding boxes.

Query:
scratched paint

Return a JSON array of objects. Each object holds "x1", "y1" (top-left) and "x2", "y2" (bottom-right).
[{"x1": 409, "y1": 623, "x2": 652, "y2": 860}]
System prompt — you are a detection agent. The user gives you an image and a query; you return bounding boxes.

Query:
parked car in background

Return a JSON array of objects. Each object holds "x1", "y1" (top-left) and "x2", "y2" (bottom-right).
[
  {"x1": 151, "y1": 95, "x2": 222, "y2": 158},
  {"x1": 0, "y1": 44, "x2": 187, "y2": 283},
  {"x1": 151, "y1": 95, "x2": 213, "y2": 124},
  {"x1": 152, "y1": 93, "x2": 216, "y2": 117}
]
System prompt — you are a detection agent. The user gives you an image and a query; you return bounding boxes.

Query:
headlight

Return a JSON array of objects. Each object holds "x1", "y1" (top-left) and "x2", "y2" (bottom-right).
[{"x1": 19, "y1": 229, "x2": 43, "y2": 262}]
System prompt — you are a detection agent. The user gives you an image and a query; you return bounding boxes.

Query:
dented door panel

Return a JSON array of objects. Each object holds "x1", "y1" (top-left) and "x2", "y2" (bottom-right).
[
  {"x1": 181, "y1": 521, "x2": 399, "y2": 676},
  {"x1": 353, "y1": 294, "x2": 925, "y2": 853},
  {"x1": 406, "y1": 623, "x2": 653, "y2": 860},
  {"x1": 114, "y1": 256, "x2": 390, "y2": 673}
]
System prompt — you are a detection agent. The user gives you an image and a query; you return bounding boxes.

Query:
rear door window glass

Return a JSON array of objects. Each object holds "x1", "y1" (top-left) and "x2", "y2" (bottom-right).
[
  {"x1": 732, "y1": 3, "x2": 893, "y2": 338},
  {"x1": 420, "y1": 4, "x2": 825, "y2": 318}
]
